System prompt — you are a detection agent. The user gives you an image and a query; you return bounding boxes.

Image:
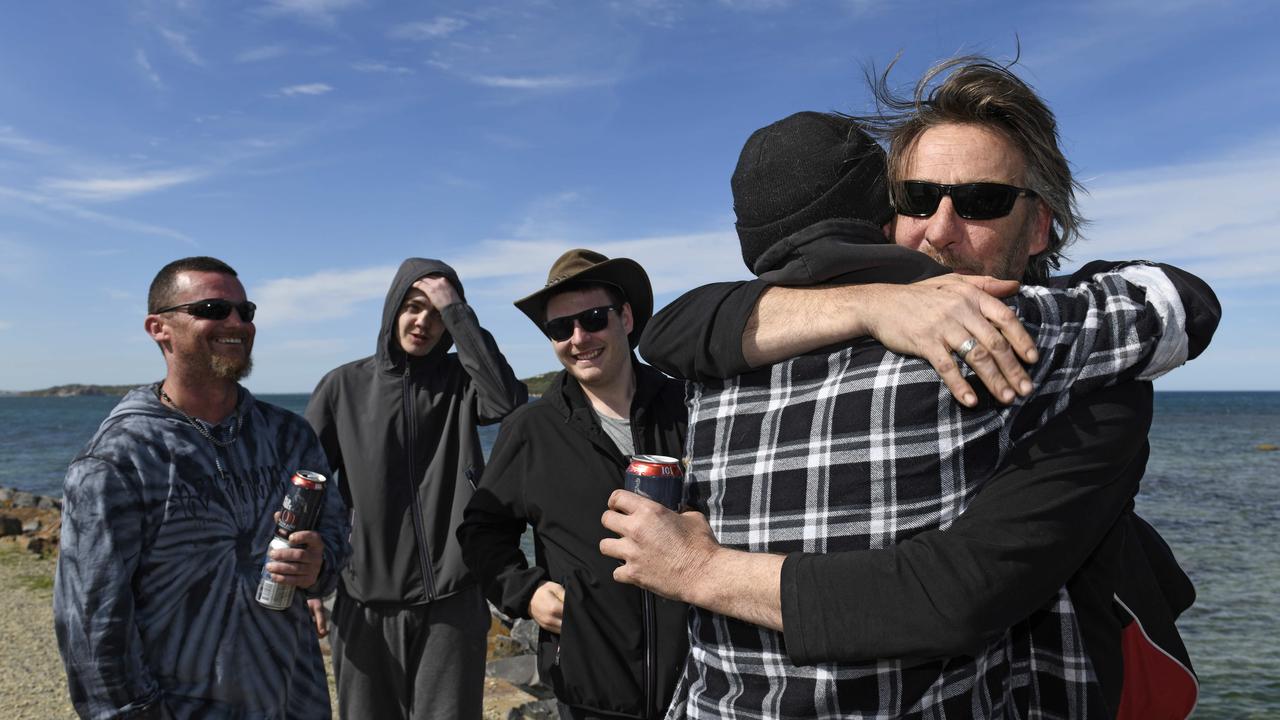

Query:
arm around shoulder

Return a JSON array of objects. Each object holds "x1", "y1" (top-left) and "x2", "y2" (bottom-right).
[
  {"x1": 779, "y1": 382, "x2": 1152, "y2": 664},
  {"x1": 639, "y1": 280, "x2": 767, "y2": 381}
]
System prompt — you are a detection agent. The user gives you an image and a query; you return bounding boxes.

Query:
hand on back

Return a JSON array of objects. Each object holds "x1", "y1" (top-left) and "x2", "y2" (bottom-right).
[{"x1": 861, "y1": 274, "x2": 1039, "y2": 407}]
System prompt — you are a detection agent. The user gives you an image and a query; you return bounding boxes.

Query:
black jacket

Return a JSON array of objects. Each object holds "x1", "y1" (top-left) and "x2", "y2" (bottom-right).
[
  {"x1": 458, "y1": 361, "x2": 689, "y2": 718},
  {"x1": 305, "y1": 258, "x2": 527, "y2": 605},
  {"x1": 639, "y1": 219, "x2": 1216, "y2": 716}
]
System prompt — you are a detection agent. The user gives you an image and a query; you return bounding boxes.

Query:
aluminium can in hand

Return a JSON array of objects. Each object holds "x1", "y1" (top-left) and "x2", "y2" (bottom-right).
[
  {"x1": 623, "y1": 455, "x2": 684, "y2": 511},
  {"x1": 256, "y1": 470, "x2": 327, "y2": 611}
]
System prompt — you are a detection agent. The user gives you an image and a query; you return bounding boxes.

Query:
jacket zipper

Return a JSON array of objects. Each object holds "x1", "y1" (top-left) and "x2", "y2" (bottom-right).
[
  {"x1": 403, "y1": 366, "x2": 438, "y2": 601},
  {"x1": 642, "y1": 588, "x2": 656, "y2": 718},
  {"x1": 633, "y1": 415, "x2": 657, "y2": 719}
]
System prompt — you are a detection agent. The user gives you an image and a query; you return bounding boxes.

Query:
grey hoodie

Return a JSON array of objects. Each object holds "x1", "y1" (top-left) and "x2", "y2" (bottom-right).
[
  {"x1": 305, "y1": 258, "x2": 527, "y2": 605},
  {"x1": 54, "y1": 385, "x2": 349, "y2": 719}
]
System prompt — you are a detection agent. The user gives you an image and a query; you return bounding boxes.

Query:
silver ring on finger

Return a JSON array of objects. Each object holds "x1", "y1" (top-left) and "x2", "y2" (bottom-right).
[{"x1": 956, "y1": 337, "x2": 979, "y2": 362}]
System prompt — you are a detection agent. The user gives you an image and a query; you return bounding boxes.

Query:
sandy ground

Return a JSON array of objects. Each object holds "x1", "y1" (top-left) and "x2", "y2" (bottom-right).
[
  {"x1": 0, "y1": 546, "x2": 340, "y2": 719},
  {"x1": 0, "y1": 547, "x2": 77, "y2": 720}
]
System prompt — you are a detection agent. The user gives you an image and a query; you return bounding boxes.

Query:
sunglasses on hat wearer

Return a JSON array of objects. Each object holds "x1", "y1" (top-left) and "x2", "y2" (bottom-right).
[
  {"x1": 154, "y1": 298, "x2": 257, "y2": 322},
  {"x1": 543, "y1": 305, "x2": 621, "y2": 342},
  {"x1": 896, "y1": 181, "x2": 1038, "y2": 221}
]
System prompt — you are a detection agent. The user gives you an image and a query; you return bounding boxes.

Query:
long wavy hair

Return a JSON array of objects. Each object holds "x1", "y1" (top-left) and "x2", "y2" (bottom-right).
[{"x1": 854, "y1": 54, "x2": 1086, "y2": 284}]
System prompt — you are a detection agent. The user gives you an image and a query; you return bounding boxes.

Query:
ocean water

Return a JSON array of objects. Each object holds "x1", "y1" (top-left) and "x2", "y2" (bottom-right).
[{"x1": 2, "y1": 389, "x2": 1276, "y2": 716}]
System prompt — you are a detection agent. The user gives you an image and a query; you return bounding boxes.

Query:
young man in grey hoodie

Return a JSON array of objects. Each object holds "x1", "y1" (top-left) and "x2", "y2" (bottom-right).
[{"x1": 305, "y1": 258, "x2": 527, "y2": 719}]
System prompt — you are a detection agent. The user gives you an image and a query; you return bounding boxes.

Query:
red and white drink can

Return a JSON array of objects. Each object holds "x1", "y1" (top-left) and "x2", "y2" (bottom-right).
[
  {"x1": 623, "y1": 455, "x2": 684, "y2": 511},
  {"x1": 256, "y1": 470, "x2": 327, "y2": 611}
]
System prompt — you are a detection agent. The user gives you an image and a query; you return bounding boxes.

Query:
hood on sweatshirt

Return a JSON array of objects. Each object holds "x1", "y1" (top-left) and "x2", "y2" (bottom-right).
[{"x1": 377, "y1": 258, "x2": 467, "y2": 374}]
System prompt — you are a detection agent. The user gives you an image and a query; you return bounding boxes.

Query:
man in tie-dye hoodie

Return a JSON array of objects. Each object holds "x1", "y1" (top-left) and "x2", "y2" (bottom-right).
[{"x1": 54, "y1": 256, "x2": 350, "y2": 719}]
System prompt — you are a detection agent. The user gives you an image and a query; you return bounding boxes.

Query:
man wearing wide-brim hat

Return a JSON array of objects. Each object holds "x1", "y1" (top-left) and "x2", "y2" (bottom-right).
[{"x1": 458, "y1": 249, "x2": 689, "y2": 719}]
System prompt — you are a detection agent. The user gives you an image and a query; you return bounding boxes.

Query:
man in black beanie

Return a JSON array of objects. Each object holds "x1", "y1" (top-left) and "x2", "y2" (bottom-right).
[{"x1": 600, "y1": 59, "x2": 1215, "y2": 719}]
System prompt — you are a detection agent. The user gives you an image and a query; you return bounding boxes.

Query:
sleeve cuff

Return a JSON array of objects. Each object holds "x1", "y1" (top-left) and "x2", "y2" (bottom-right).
[{"x1": 780, "y1": 552, "x2": 813, "y2": 664}]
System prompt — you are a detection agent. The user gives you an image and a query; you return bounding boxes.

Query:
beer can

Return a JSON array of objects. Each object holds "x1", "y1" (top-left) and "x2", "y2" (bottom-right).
[
  {"x1": 256, "y1": 536, "x2": 296, "y2": 610},
  {"x1": 257, "y1": 469, "x2": 327, "y2": 611},
  {"x1": 274, "y1": 470, "x2": 327, "y2": 539},
  {"x1": 623, "y1": 455, "x2": 684, "y2": 511}
]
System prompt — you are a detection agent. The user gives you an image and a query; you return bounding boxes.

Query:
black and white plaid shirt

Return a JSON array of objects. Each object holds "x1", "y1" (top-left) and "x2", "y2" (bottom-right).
[{"x1": 667, "y1": 264, "x2": 1189, "y2": 719}]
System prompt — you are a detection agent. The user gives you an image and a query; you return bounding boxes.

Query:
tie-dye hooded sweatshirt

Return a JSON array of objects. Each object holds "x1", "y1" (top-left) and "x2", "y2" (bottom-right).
[{"x1": 54, "y1": 384, "x2": 350, "y2": 720}]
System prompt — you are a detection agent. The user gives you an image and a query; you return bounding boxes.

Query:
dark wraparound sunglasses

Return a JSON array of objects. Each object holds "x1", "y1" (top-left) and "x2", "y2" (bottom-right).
[
  {"x1": 896, "y1": 181, "x2": 1038, "y2": 220},
  {"x1": 544, "y1": 305, "x2": 620, "y2": 341},
  {"x1": 154, "y1": 298, "x2": 257, "y2": 322}
]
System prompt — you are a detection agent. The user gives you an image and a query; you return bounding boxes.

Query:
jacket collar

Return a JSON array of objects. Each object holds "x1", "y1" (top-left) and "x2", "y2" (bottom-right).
[
  {"x1": 545, "y1": 356, "x2": 669, "y2": 454},
  {"x1": 754, "y1": 218, "x2": 950, "y2": 287}
]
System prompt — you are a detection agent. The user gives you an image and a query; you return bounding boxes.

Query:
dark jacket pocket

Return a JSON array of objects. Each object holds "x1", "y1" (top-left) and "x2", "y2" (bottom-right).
[{"x1": 547, "y1": 570, "x2": 644, "y2": 717}]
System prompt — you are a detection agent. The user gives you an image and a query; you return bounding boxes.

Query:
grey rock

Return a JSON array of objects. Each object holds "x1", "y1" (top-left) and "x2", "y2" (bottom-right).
[
  {"x1": 489, "y1": 600, "x2": 514, "y2": 628},
  {"x1": 490, "y1": 634, "x2": 527, "y2": 660},
  {"x1": 0, "y1": 487, "x2": 12, "y2": 503},
  {"x1": 510, "y1": 618, "x2": 539, "y2": 651},
  {"x1": 486, "y1": 654, "x2": 538, "y2": 687},
  {"x1": 11, "y1": 492, "x2": 36, "y2": 509},
  {"x1": 21, "y1": 518, "x2": 42, "y2": 533},
  {"x1": 35, "y1": 496, "x2": 57, "y2": 510},
  {"x1": 0, "y1": 516, "x2": 21, "y2": 537}
]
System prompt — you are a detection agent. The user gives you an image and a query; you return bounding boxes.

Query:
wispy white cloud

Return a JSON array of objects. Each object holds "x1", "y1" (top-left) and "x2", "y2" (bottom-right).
[
  {"x1": 280, "y1": 83, "x2": 334, "y2": 96},
  {"x1": 436, "y1": 172, "x2": 482, "y2": 190},
  {"x1": 135, "y1": 49, "x2": 164, "y2": 89},
  {"x1": 0, "y1": 185, "x2": 195, "y2": 244},
  {"x1": 237, "y1": 45, "x2": 289, "y2": 63},
  {"x1": 158, "y1": 27, "x2": 204, "y2": 66},
  {"x1": 0, "y1": 237, "x2": 40, "y2": 282},
  {"x1": 1073, "y1": 135, "x2": 1280, "y2": 285},
  {"x1": 717, "y1": 0, "x2": 793, "y2": 10},
  {"x1": 41, "y1": 169, "x2": 205, "y2": 202},
  {"x1": 0, "y1": 126, "x2": 58, "y2": 156},
  {"x1": 352, "y1": 61, "x2": 414, "y2": 75},
  {"x1": 262, "y1": 0, "x2": 364, "y2": 25},
  {"x1": 250, "y1": 229, "x2": 746, "y2": 326},
  {"x1": 511, "y1": 191, "x2": 584, "y2": 240},
  {"x1": 469, "y1": 73, "x2": 610, "y2": 91},
  {"x1": 251, "y1": 265, "x2": 396, "y2": 328},
  {"x1": 389, "y1": 17, "x2": 468, "y2": 41},
  {"x1": 608, "y1": 0, "x2": 685, "y2": 27},
  {"x1": 0, "y1": 320, "x2": 11, "y2": 331},
  {"x1": 446, "y1": 233, "x2": 747, "y2": 300},
  {"x1": 418, "y1": 7, "x2": 632, "y2": 95}
]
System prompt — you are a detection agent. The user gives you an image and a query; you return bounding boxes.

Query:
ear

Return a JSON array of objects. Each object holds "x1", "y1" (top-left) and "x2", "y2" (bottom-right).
[
  {"x1": 145, "y1": 314, "x2": 171, "y2": 351},
  {"x1": 620, "y1": 302, "x2": 634, "y2": 336},
  {"x1": 1028, "y1": 199, "x2": 1052, "y2": 256}
]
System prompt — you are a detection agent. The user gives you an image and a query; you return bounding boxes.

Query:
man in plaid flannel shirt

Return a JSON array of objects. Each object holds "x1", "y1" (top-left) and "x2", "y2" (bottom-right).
[{"x1": 602, "y1": 59, "x2": 1213, "y2": 718}]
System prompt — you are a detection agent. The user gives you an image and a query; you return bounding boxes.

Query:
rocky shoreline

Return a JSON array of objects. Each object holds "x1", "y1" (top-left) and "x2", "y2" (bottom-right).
[{"x1": 0, "y1": 487, "x2": 558, "y2": 719}]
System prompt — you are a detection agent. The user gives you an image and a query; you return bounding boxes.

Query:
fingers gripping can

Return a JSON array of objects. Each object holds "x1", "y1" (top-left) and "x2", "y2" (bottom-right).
[
  {"x1": 623, "y1": 455, "x2": 684, "y2": 511},
  {"x1": 256, "y1": 470, "x2": 327, "y2": 610}
]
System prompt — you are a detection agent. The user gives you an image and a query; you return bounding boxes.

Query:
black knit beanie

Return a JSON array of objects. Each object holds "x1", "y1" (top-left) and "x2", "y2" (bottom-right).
[{"x1": 733, "y1": 111, "x2": 895, "y2": 273}]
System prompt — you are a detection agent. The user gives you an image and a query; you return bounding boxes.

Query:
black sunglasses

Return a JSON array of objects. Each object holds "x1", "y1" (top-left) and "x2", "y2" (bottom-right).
[
  {"x1": 154, "y1": 298, "x2": 257, "y2": 322},
  {"x1": 544, "y1": 305, "x2": 619, "y2": 342},
  {"x1": 896, "y1": 181, "x2": 1038, "y2": 220}
]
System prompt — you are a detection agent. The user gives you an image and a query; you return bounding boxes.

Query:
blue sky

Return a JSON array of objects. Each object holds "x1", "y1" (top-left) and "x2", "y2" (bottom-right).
[{"x1": 1, "y1": 0, "x2": 1276, "y2": 392}]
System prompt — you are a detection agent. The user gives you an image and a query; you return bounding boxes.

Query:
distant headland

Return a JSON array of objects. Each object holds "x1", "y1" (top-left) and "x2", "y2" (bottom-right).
[
  {"x1": 0, "y1": 384, "x2": 143, "y2": 398},
  {"x1": 2, "y1": 371, "x2": 563, "y2": 399}
]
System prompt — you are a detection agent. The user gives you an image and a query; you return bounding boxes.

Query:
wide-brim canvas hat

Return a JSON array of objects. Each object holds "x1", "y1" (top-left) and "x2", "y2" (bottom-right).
[{"x1": 514, "y1": 248, "x2": 653, "y2": 349}]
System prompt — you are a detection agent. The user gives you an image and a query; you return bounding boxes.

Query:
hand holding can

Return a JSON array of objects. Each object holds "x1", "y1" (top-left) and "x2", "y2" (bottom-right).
[{"x1": 257, "y1": 470, "x2": 327, "y2": 610}]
